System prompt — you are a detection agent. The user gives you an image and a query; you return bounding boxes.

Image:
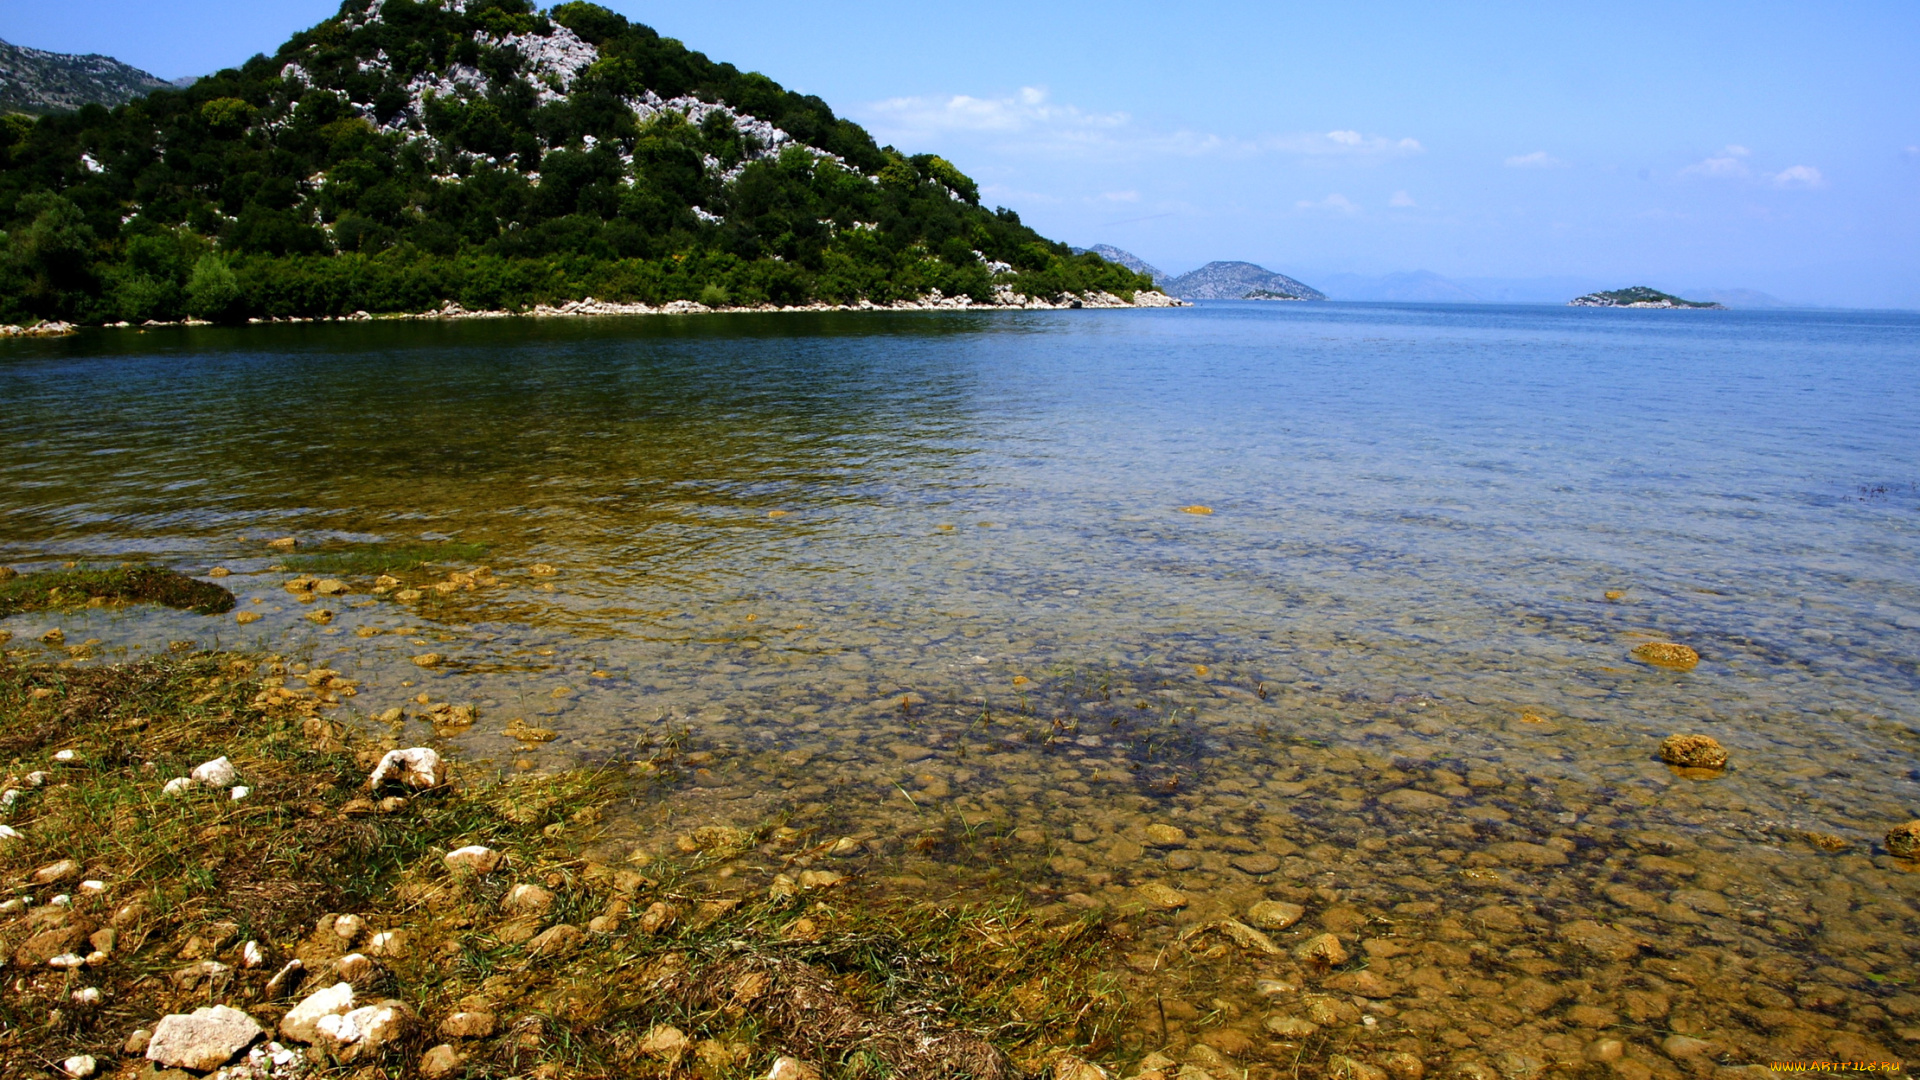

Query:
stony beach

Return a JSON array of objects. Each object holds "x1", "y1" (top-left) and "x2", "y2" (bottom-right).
[{"x1": 5, "y1": 556, "x2": 1919, "y2": 1080}]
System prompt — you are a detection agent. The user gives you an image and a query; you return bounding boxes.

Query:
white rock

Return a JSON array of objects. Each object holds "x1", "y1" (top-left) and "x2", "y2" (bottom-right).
[
  {"x1": 191, "y1": 757, "x2": 238, "y2": 787},
  {"x1": 367, "y1": 931, "x2": 406, "y2": 957},
  {"x1": 71, "y1": 987, "x2": 102, "y2": 1005},
  {"x1": 1, "y1": 789, "x2": 19, "y2": 807},
  {"x1": 61, "y1": 1055, "x2": 97, "y2": 1078},
  {"x1": 0, "y1": 824, "x2": 20, "y2": 842},
  {"x1": 368, "y1": 747, "x2": 443, "y2": 790},
  {"x1": 769, "y1": 1057, "x2": 822, "y2": 1080},
  {"x1": 53, "y1": 749, "x2": 77, "y2": 763},
  {"x1": 231, "y1": 786, "x2": 251, "y2": 801},
  {"x1": 27, "y1": 771, "x2": 49, "y2": 785},
  {"x1": 51, "y1": 893, "x2": 71, "y2": 906},
  {"x1": 79, "y1": 879, "x2": 104, "y2": 893},
  {"x1": 442, "y1": 844, "x2": 502, "y2": 874},
  {"x1": 48, "y1": 952, "x2": 85, "y2": 968},
  {"x1": 315, "y1": 1000, "x2": 410, "y2": 1062},
  {"x1": 0, "y1": 897, "x2": 24, "y2": 913},
  {"x1": 162, "y1": 777, "x2": 194, "y2": 796},
  {"x1": 280, "y1": 981, "x2": 356, "y2": 1043},
  {"x1": 242, "y1": 940, "x2": 266, "y2": 968},
  {"x1": 332, "y1": 913, "x2": 366, "y2": 941},
  {"x1": 84, "y1": 950, "x2": 108, "y2": 966},
  {"x1": 146, "y1": 1004, "x2": 264, "y2": 1071}
]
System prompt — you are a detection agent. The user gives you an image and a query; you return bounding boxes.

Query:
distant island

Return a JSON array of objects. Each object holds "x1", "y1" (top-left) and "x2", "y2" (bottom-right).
[
  {"x1": 1162, "y1": 260, "x2": 1326, "y2": 301},
  {"x1": 1569, "y1": 286, "x2": 1724, "y2": 309},
  {"x1": 0, "y1": 1, "x2": 1162, "y2": 328}
]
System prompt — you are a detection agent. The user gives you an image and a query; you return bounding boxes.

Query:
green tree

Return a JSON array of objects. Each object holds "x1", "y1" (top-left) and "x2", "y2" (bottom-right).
[{"x1": 185, "y1": 253, "x2": 241, "y2": 321}]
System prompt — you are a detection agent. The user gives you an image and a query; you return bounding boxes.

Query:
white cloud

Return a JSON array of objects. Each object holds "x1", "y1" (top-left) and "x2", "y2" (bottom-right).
[
  {"x1": 1504, "y1": 150, "x2": 1567, "y2": 169},
  {"x1": 1681, "y1": 144, "x2": 1754, "y2": 179},
  {"x1": 1296, "y1": 193, "x2": 1359, "y2": 214},
  {"x1": 1264, "y1": 131, "x2": 1424, "y2": 158},
  {"x1": 863, "y1": 86, "x2": 1129, "y2": 138},
  {"x1": 858, "y1": 88, "x2": 1418, "y2": 163},
  {"x1": 1389, "y1": 190, "x2": 1415, "y2": 207},
  {"x1": 1769, "y1": 164, "x2": 1826, "y2": 189},
  {"x1": 1098, "y1": 190, "x2": 1140, "y2": 203}
]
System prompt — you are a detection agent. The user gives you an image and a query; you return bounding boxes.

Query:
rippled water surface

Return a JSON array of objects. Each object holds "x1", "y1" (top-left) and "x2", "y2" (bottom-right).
[{"x1": 5, "y1": 302, "x2": 1920, "y2": 1069}]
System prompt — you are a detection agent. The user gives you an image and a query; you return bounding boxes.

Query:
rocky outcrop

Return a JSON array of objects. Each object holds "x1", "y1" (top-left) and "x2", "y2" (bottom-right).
[
  {"x1": 0, "y1": 321, "x2": 77, "y2": 337},
  {"x1": 0, "y1": 39, "x2": 169, "y2": 116},
  {"x1": 1072, "y1": 245, "x2": 1166, "y2": 285}
]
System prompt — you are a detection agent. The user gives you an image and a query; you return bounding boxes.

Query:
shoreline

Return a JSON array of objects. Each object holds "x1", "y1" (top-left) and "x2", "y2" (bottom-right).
[{"x1": 1, "y1": 288, "x2": 1188, "y2": 338}]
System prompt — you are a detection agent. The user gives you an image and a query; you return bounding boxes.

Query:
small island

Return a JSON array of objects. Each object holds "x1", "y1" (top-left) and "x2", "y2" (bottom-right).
[{"x1": 1569, "y1": 286, "x2": 1723, "y2": 309}]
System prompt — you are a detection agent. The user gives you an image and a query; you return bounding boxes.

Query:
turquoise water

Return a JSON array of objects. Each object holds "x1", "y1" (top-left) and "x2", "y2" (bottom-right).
[{"x1": 5, "y1": 302, "x2": 1920, "y2": 1056}]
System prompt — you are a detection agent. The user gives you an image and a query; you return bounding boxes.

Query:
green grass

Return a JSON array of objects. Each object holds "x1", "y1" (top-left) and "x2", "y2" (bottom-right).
[
  {"x1": 0, "y1": 565, "x2": 235, "y2": 617},
  {"x1": 282, "y1": 540, "x2": 490, "y2": 576}
]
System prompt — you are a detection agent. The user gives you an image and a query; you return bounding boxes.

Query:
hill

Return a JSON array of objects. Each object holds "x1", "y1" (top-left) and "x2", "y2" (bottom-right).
[
  {"x1": 0, "y1": 38, "x2": 172, "y2": 117},
  {"x1": 1163, "y1": 261, "x2": 1325, "y2": 301},
  {"x1": 1071, "y1": 243, "x2": 1163, "y2": 284},
  {"x1": 1569, "y1": 286, "x2": 1723, "y2": 309},
  {"x1": 0, "y1": 0, "x2": 1157, "y2": 326}
]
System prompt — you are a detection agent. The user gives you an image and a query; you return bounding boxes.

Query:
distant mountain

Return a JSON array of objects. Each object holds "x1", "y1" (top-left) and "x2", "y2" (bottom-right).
[
  {"x1": 1569, "y1": 286, "x2": 1723, "y2": 309},
  {"x1": 1164, "y1": 261, "x2": 1326, "y2": 301},
  {"x1": 1072, "y1": 244, "x2": 1165, "y2": 284},
  {"x1": 1314, "y1": 270, "x2": 1483, "y2": 303},
  {"x1": 0, "y1": 37, "x2": 170, "y2": 115},
  {"x1": 1680, "y1": 287, "x2": 1797, "y2": 310}
]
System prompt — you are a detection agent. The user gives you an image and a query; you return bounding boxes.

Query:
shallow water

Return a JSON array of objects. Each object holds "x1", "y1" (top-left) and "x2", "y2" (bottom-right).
[{"x1": 5, "y1": 303, "x2": 1920, "y2": 1070}]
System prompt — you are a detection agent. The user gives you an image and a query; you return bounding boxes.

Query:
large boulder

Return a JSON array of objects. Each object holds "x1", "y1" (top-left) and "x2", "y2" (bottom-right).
[{"x1": 145, "y1": 1005, "x2": 263, "y2": 1071}]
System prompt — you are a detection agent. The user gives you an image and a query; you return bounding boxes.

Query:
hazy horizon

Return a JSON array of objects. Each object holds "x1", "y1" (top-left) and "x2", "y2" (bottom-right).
[{"x1": 4, "y1": 0, "x2": 1915, "y2": 308}]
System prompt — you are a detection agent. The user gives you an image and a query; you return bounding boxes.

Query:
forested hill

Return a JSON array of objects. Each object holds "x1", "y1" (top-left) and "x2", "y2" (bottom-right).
[{"x1": 0, "y1": 0, "x2": 1154, "y2": 325}]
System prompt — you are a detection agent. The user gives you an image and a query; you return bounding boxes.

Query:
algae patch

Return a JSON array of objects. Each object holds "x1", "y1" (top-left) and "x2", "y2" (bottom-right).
[{"x1": 0, "y1": 566, "x2": 235, "y2": 617}]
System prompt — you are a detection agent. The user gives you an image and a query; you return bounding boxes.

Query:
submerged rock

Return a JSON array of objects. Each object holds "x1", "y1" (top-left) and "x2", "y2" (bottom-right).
[
  {"x1": 1659, "y1": 734, "x2": 1727, "y2": 770},
  {"x1": 1246, "y1": 900, "x2": 1305, "y2": 930},
  {"x1": 1633, "y1": 642, "x2": 1700, "y2": 670},
  {"x1": 1887, "y1": 820, "x2": 1920, "y2": 859}
]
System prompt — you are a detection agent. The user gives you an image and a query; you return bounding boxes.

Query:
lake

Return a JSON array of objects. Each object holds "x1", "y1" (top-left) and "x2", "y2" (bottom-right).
[{"x1": 5, "y1": 301, "x2": 1920, "y2": 1063}]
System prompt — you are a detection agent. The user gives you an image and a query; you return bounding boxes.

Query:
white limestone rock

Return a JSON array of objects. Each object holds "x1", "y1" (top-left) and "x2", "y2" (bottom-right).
[
  {"x1": 368, "y1": 747, "x2": 443, "y2": 790},
  {"x1": 191, "y1": 757, "x2": 238, "y2": 788},
  {"x1": 145, "y1": 1004, "x2": 264, "y2": 1071},
  {"x1": 280, "y1": 981, "x2": 355, "y2": 1044}
]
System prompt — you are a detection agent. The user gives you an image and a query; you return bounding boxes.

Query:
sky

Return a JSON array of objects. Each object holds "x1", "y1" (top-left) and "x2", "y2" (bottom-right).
[{"x1": 5, "y1": 1, "x2": 1918, "y2": 307}]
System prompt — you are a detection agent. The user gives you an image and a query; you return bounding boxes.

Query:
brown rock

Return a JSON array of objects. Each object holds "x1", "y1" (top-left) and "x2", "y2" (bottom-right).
[
  {"x1": 1325, "y1": 969, "x2": 1399, "y2": 998},
  {"x1": 32, "y1": 858, "x2": 82, "y2": 885},
  {"x1": 1885, "y1": 820, "x2": 1920, "y2": 859},
  {"x1": 1383, "y1": 1052, "x2": 1426, "y2": 1080},
  {"x1": 1137, "y1": 882, "x2": 1188, "y2": 910},
  {"x1": 1247, "y1": 900, "x2": 1305, "y2": 930},
  {"x1": 1660, "y1": 734, "x2": 1727, "y2": 769},
  {"x1": 1633, "y1": 642, "x2": 1700, "y2": 670},
  {"x1": 1294, "y1": 933, "x2": 1348, "y2": 968},
  {"x1": 14, "y1": 926, "x2": 88, "y2": 967},
  {"x1": 1231, "y1": 853, "x2": 1281, "y2": 874},
  {"x1": 419, "y1": 1044, "x2": 464, "y2": 1079},
  {"x1": 441, "y1": 1010, "x2": 497, "y2": 1039},
  {"x1": 527, "y1": 923, "x2": 583, "y2": 956}
]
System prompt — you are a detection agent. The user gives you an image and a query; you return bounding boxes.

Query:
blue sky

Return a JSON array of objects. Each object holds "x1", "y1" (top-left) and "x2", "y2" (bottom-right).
[{"x1": 6, "y1": 1, "x2": 1918, "y2": 306}]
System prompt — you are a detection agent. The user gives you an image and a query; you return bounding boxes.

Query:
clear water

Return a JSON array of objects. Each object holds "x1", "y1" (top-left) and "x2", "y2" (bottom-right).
[{"x1": 5, "y1": 303, "x2": 1920, "y2": 1062}]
